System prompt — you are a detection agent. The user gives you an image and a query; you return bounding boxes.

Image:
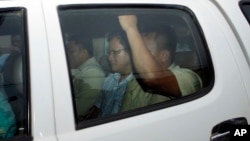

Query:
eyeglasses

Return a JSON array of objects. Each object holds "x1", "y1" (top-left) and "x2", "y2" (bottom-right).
[{"x1": 108, "y1": 48, "x2": 125, "y2": 56}]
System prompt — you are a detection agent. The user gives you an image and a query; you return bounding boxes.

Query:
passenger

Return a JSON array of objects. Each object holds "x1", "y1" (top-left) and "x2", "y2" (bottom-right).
[
  {"x1": 118, "y1": 15, "x2": 202, "y2": 98},
  {"x1": 67, "y1": 35, "x2": 105, "y2": 121},
  {"x1": 0, "y1": 89, "x2": 16, "y2": 139},
  {"x1": 95, "y1": 31, "x2": 169, "y2": 117},
  {"x1": 0, "y1": 34, "x2": 23, "y2": 136},
  {"x1": 0, "y1": 52, "x2": 10, "y2": 73}
]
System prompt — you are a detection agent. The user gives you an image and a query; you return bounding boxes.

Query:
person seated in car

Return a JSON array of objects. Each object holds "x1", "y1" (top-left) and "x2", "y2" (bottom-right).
[
  {"x1": 95, "y1": 31, "x2": 170, "y2": 117},
  {"x1": 118, "y1": 15, "x2": 202, "y2": 98},
  {"x1": 0, "y1": 89, "x2": 16, "y2": 139},
  {"x1": 67, "y1": 35, "x2": 105, "y2": 121},
  {"x1": 91, "y1": 15, "x2": 202, "y2": 118}
]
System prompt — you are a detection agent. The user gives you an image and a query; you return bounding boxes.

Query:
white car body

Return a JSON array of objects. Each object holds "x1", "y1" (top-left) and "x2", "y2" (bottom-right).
[{"x1": 1, "y1": 0, "x2": 250, "y2": 141}]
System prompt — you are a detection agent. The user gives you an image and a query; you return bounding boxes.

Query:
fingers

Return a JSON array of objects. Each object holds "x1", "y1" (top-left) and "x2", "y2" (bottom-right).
[{"x1": 118, "y1": 15, "x2": 137, "y2": 31}]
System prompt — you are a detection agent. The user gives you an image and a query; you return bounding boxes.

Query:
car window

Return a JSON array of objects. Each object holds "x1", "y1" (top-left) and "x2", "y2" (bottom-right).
[
  {"x1": 0, "y1": 8, "x2": 30, "y2": 140},
  {"x1": 240, "y1": 0, "x2": 250, "y2": 25},
  {"x1": 58, "y1": 5, "x2": 214, "y2": 129}
]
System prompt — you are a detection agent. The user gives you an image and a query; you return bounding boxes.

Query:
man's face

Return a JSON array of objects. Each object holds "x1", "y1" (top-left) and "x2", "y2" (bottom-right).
[
  {"x1": 67, "y1": 41, "x2": 86, "y2": 69},
  {"x1": 108, "y1": 37, "x2": 131, "y2": 74},
  {"x1": 142, "y1": 33, "x2": 162, "y2": 63}
]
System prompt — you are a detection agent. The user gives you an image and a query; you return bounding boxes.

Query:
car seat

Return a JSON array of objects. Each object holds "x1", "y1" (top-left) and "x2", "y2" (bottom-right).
[{"x1": 3, "y1": 51, "x2": 25, "y2": 135}]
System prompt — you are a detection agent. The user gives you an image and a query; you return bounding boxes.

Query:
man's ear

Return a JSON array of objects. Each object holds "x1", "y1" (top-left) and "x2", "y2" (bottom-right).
[
  {"x1": 79, "y1": 48, "x2": 89, "y2": 60},
  {"x1": 82, "y1": 48, "x2": 88, "y2": 54},
  {"x1": 80, "y1": 48, "x2": 88, "y2": 55}
]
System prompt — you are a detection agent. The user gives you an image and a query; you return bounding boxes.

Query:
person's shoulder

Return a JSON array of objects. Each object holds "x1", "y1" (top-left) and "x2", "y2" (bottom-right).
[
  {"x1": 170, "y1": 64, "x2": 197, "y2": 76},
  {"x1": 80, "y1": 60, "x2": 105, "y2": 76},
  {"x1": 87, "y1": 58, "x2": 105, "y2": 72},
  {"x1": 86, "y1": 66, "x2": 105, "y2": 75},
  {"x1": 170, "y1": 64, "x2": 201, "y2": 83}
]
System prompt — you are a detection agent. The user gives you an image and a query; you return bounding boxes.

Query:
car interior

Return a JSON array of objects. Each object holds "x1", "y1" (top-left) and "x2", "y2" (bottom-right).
[
  {"x1": 59, "y1": 8, "x2": 212, "y2": 88},
  {"x1": 0, "y1": 10, "x2": 27, "y2": 137}
]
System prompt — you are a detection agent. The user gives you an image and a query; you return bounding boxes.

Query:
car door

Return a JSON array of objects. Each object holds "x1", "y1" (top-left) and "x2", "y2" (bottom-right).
[
  {"x1": 0, "y1": 0, "x2": 57, "y2": 141},
  {"x1": 42, "y1": 0, "x2": 250, "y2": 141}
]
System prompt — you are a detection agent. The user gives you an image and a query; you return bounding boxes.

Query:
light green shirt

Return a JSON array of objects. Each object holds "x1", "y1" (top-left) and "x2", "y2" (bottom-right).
[
  {"x1": 169, "y1": 63, "x2": 202, "y2": 96},
  {"x1": 121, "y1": 63, "x2": 202, "y2": 112},
  {"x1": 72, "y1": 57, "x2": 105, "y2": 118},
  {"x1": 121, "y1": 76, "x2": 170, "y2": 112}
]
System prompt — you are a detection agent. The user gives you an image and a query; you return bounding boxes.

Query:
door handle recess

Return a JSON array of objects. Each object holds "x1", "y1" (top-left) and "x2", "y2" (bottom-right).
[{"x1": 210, "y1": 117, "x2": 248, "y2": 141}]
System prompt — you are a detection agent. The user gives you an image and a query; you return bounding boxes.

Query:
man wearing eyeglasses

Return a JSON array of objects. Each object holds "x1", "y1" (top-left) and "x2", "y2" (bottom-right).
[{"x1": 95, "y1": 31, "x2": 169, "y2": 117}]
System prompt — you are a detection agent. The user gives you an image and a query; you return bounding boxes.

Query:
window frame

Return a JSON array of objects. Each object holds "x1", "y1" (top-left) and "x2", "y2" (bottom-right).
[
  {"x1": 58, "y1": 4, "x2": 215, "y2": 130},
  {"x1": 239, "y1": 0, "x2": 250, "y2": 25},
  {"x1": 0, "y1": 7, "x2": 32, "y2": 141}
]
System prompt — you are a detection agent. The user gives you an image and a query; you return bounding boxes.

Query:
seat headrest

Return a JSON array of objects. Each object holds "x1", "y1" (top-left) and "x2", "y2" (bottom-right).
[
  {"x1": 174, "y1": 51, "x2": 200, "y2": 70},
  {"x1": 3, "y1": 52, "x2": 23, "y2": 93}
]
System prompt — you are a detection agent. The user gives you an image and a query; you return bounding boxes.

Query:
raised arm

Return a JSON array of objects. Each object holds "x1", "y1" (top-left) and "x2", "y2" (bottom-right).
[
  {"x1": 118, "y1": 15, "x2": 181, "y2": 97},
  {"x1": 118, "y1": 15, "x2": 162, "y2": 79}
]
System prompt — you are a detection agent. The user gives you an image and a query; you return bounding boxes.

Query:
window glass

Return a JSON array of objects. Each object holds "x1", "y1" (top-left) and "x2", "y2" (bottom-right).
[
  {"x1": 0, "y1": 8, "x2": 29, "y2": 139},
  {"x1": 240, "y1": 1, "x2": 250, "y2": 25},
  {"x1": 58, "y1": 5, "x2": 213, "y2": 129}
]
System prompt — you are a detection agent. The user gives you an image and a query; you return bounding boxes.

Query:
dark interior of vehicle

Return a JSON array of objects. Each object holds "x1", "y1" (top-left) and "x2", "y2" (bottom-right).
[
  {"x1": 59, "y1": 10, "x2": 212, "y2": 88},
  {"x1": 0, "y1": 11, "x2": 27, "y2": 138}
]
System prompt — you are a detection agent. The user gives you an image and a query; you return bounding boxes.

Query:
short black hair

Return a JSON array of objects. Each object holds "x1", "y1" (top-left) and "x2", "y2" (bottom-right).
[
  {"x1": 107, "y1": 30, "x2": 131, "y2": 53},
  {"x1": 68, "y1": 34, "x2": 93, "y2": 56}
]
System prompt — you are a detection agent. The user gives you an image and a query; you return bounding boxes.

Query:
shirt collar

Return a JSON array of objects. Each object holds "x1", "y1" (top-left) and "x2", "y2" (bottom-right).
[
  {"x1": 168, "y1": 63, "x2": 177, "y2": 69},
  {"x1": 71, "y1": 57, "x2": 96, "y2": 76},
  {"x1": 77, "y1": 57, "x2": 96, "y2": 70},
  {"x1": 113, "y1": 72, "x2": 133, "y2": 83}
]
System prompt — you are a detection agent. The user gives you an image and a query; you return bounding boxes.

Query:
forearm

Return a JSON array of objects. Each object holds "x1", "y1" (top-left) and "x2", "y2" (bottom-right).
[
  {"x1": 125, "y1": 26, "x2": 163, "y2": 79},
  {"x1": 118, "y1": 15, "x2": 181, "y2": 97},
  {"x1": 125, "y1": 28, "x2": 181, "y2": 97},
  {"x1": 143, "y1": 74, "x2": 182, "y2": 97},
  {"x1": 118, "y1": 15, "x2": 162, "y2": 79}
]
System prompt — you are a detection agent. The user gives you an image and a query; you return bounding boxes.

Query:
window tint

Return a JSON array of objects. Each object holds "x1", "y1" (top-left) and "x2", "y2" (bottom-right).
[
  {"x1": 240, "y1": 0, "x2": 250, "y2": 25},
  {"x1": 0, "y1": 8, "x2": 29, "y2": 140},
  {"x1": 58, "y1": 5, "x2": 213, "y2": 129}
]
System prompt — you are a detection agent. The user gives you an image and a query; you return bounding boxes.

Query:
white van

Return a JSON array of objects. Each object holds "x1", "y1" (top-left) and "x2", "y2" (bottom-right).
[{"x1": 0, "y1": 0, "x2": 250, "y2": 141}]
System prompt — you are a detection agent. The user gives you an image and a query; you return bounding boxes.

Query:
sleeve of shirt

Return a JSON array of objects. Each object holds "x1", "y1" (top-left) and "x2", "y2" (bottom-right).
[
  {"x1": 74, "y1": 78, "x2": 102, "y2": 117},
  {"x1": 121, "y1": 78, "x2": 170, "y2": 111},
  {"x1": 0, "y1": 90, "x2": 16, "y2": 139},
  {"x1": 73, "y1": 67, "x2": 105, "y2": 117},
  {"x1": 80, "y1": 67, "x2": 105, "y2": 89},
  {"x1": 172, "y1": 68, "x2": 202, "y2": 96}
]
